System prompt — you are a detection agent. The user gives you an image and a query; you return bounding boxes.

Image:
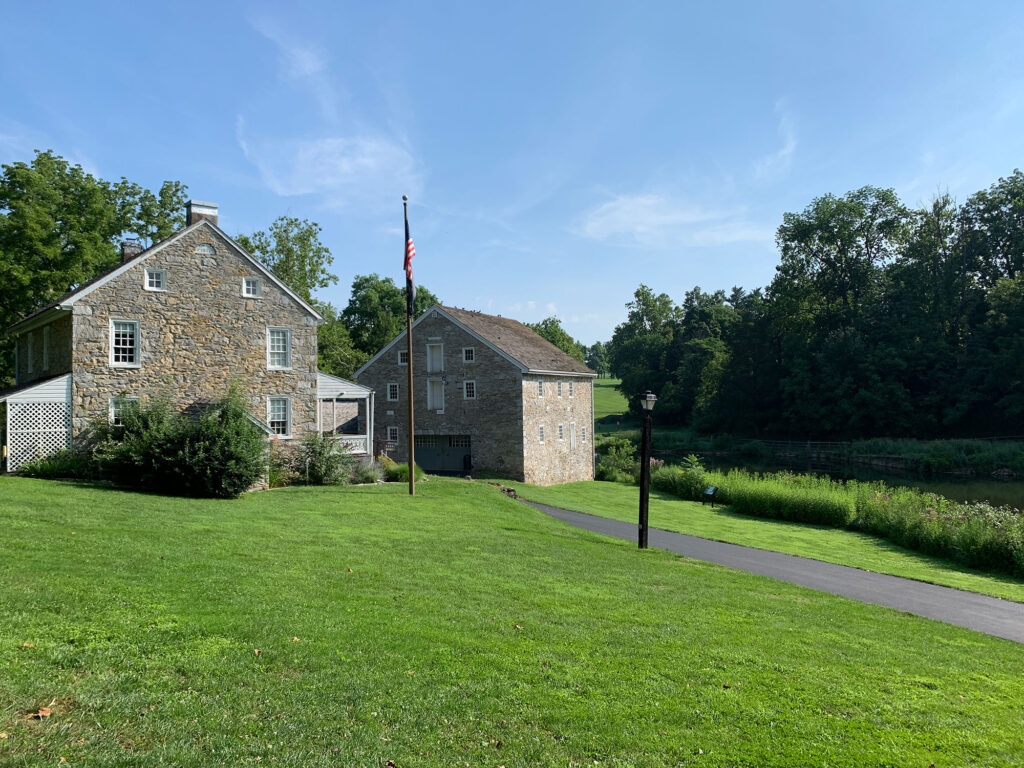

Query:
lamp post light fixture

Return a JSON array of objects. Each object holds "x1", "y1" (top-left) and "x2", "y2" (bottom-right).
[{"x1": 638, "y1": 390, "x2": 657, "y2": 549}]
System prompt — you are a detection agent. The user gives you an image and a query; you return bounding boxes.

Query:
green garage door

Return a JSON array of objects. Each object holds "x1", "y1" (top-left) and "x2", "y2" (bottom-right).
[{"x1": 414, "y1": 434, "x2": 472, "y2": 472}]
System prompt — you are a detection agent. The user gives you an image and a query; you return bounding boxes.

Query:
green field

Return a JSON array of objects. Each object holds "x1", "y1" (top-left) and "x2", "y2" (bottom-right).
[
  {"x1": 1, "y1": 476, "x2": 1022, "y2": 766},
  {"x1": 593, "y1": 377, "x2": 629, "y2": 421},
  {"x1": 505, "y1": 479, "x2": 1024, "y2": 603}
]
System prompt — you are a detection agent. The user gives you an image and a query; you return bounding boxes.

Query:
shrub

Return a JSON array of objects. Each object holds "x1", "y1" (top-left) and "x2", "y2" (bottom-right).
[
  {"x1": 596, "y1": 437, "x2": 636, "y2": 481},
  {"x1": 352, "y1": 460, "x2": 383, "y2": 484},
  {"x1": 384, "y1": 461, "x2": 425, "y2": 483},
  {"x1": 290, "y1": 434, "x2": 355, "y2": 485},
  {"x1": 268, "y1": 438, "x2": 297, "y2": 487},
  {"x1": 18, "y1": 449, "x2": 99, "y2": 480},
  {"x1": 94, "y1": 388, "x2": 267, "y2": 498}
]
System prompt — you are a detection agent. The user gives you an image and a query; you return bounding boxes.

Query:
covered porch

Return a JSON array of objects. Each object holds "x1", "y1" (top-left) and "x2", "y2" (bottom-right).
[{"x1": 317, "y1": 372, "x2": 374, "y2": 456}]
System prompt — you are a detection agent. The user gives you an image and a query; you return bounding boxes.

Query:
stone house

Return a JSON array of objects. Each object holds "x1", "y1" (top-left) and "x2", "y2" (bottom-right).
[
  {"x1": 1, "y1": 201, "x2": 373, "y2": 472},
  {"x1": 354, "y1": 305, "x2": 596, "y2": 485}
]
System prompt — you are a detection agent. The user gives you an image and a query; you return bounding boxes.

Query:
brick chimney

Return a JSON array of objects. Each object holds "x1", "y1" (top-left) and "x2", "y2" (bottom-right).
[
  {"x1": 186, "y1": 200, "x2": 219, "y2": 226},
  {"x1": 121, "y1": 240, "x2": 144, "y2": 263}
]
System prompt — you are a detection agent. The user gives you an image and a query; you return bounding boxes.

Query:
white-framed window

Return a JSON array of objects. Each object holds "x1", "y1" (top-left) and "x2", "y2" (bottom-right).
[
  {"x1": 144, "y1": 268, "x2": 166, "y2": 291},
  {"x1": 427, "y1": 379, "x2": 444, "y2": 412},
  {"x1": 426, "y1": 343, "x2": 443, "y2": 373},
  {"x1": 463, "y1": 347, "x2": 475, "y2": 363},
  {"x1": 558, "y1": 423, "x2": 565, "y2": 441},
  {"x1": 582, "y1": 427, "x2": 588, "y2": 443},
  {"x1": 415, "y1": 434, "x2": 438, "y2": 448},
  {"x1": 569, "y1": 381, "x2": 575, "y2": 398},
  {"x1": 537, "y1": 380, "x2": 544, "y2": 398},
  {"x1": 196, "y1": 243, "x2": 215, "y2": 256},
  {"x1": 387, "y1": 383, "x2": 399, "y2": 401},
  {"x1": 109, "y1": 319, "x2": 141, "y2": 368},
  {"x1": 449, "y1": 435, "x2": 471, "y2": 448},
  {"x1": 570, "y1": 421, "x2": 577, "y2": 450},
  {"x1": 268, "y1": 397, "x2": 291, "y2": 437},
  {"x1": 557, "y1": 381, "x2": 563, "y2": 398},
  {"x1": 539, "y1": 425, "x2": 545, "y2": 444},
  {"x1": 387, "y1": 426, "x2": 399, "y2": 443},
  {"x1": 243, "y1": 277, "x2": 262, "y2": 298},
  {"x1": 267, "y1": 328, "x2": 291, "y2": 369},
  {"x1": 26, "y1": 334, "x2": 34, "y2": 375},
  {"x1": 109, "y1": 396, "x2": 139, "y2": 426},
  {"x1": 42, "y1": 326, "x2": 50, "y2": 371},
  {"x1": 464, "y1": 380, "x2": 476, "y2": 400},
  {"x1": 398, "y1": 350, "x2": 409, "y2": 366}
]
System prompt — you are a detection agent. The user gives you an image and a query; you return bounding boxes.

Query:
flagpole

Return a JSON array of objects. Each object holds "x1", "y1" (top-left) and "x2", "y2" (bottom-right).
[{"x1": 404, "y1": 195, "x2": 415, "y2": 496}]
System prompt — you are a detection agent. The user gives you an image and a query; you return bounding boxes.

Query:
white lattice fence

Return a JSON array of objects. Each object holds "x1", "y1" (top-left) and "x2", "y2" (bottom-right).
[{"x1": 7, "y1": 401, "x2": 72, "y2": 472}]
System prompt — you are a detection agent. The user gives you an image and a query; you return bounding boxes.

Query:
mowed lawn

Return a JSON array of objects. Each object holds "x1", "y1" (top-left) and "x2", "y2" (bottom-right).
[
  {"x1": 593, "y1": 378, "x2": 628, "y2": 421},
  {"x1": 0, "y1": 477, "x2": 1022, "y2": 767},
  {"x1": 505, "y1": 480, "x2": 1024, "y2": 603}
]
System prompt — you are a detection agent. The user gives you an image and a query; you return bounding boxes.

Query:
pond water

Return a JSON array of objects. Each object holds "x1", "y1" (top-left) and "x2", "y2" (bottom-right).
[{"x1": 698, "y1": 456, "x2": 1024, "y2": 508}]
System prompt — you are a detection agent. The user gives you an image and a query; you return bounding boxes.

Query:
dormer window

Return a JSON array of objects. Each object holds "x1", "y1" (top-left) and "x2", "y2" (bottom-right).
[
  {"x1": 145, "y1": 269, "x2": 166, "y2": 291},
  {"x1": 196, "y1": 243, "x2": 215, "y2": 256},
  {"x1": 243, "y1": 277, "x2": 262, "y2": 298}
]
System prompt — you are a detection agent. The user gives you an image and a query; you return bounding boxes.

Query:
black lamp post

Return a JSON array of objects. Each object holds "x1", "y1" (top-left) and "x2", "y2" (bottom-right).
[{"x1": 638, "y1": 390, "x2": 657, "y2": 549}]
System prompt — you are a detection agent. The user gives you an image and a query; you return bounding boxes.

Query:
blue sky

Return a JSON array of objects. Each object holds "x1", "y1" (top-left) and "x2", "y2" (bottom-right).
[{"x1": 2, "y1": 2, "x2": 1023, "y2": 344}]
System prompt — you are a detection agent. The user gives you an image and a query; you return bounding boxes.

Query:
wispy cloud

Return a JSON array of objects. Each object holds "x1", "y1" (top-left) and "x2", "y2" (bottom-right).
[
  {"x1": 573, "y1": 193, "x2": 772, "y2": 249},
  {"x1": 248, "y1": 15, "x2": 338, "y2": 122},
  {"x1": 754, "y1": 101, "x2": 797, "y2": 180},
  {"x1": 237, "y1": 117, "x2": 422, "y2": 211}
]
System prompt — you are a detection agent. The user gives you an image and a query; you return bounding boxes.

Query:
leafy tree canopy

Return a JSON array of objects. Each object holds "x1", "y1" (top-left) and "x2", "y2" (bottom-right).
[
  {"x1": 236, "y1": 217, "x2": 336, "y2": 304},
  {"x1": 342, "y1": 274, "x2": 439, "y2": 356},
  {"x1": 526, "y1": 316, "x2": 586, "y2": 363}
]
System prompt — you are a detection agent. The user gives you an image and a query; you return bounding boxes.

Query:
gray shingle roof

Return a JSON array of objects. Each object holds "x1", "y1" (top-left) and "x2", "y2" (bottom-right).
[{"x1": 442, "y1": 306, "x2": 594, "y2": 375}]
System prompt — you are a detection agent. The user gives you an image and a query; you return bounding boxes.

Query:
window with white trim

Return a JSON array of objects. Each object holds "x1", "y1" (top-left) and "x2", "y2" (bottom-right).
[
  {"x1": 557, "y1": 381, "x2": 563, "y2": 397},
  {"x1": 570, "y1": 421, "x2": 577, "y2": 450},
  {"x1": 243, "y1": 277, "x2": 262, "y2": 297},
  {"x1": 267, "y1": 328, "x2": 291, "y2": 369},
  {"x1": 110, "y1": 319, "x2": 140, "y2": 367},
  {"x1": 464, "y1": 380, "x2": 476, "y2": 400},
  {"x1": 426, "y1": 343, "x2": 443, "y2": 373},
  {"x1": 387, "y1": 383, "x2": 399, "y2": 401},
  {"x1": 268, "y1": 397, "x2": 291, "y2": 437},
  {"x1": 427, "y1": 379, "x2": 444, "y2": 412},
  {"x1": 145, "y1": 268, "x2": 166, "y2": 291},
  {"x1": 537, "y1": 380, "x2": 544, "y2": 398},
  {"x1": 196, "y1": 243, "x2": 215, "y2": 256},
  {"x1": 539, "y1": 425, "x2": 545, "y2": 444},
  {"x1": 558, "y1": 423, "x2": 565, "y2": 441},
  {"x1": 398, "y1": 350, "x2": 408, "y2": 366},
  {"x1": 569, "y1": 381, "x2": 575, "y2": 397},
  {"x1": 463, "y1": 347, "x2": 475, "y2": 363},
  {"x1": 582, "y1": 427, "x2": 588, "y2": 443},
  {"x1": 109, "y1": 397, "x2": 139, "y2": 426},
  {"x1": 387, "y1": 426, "x2": 399, "y2": 443}
]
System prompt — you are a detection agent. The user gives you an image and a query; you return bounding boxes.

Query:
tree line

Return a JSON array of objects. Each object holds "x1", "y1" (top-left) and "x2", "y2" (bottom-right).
[{"x1": 607, "y1": 174, "x2": 1024, "y2": 439}]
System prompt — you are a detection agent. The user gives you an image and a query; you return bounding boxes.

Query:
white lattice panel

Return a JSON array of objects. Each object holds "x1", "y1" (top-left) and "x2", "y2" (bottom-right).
[{"x1": 7, "y1": 401, "x2": 71, "y2": 472}]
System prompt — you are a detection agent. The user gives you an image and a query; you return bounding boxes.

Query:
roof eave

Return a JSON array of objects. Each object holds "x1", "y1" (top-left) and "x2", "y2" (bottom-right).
[{"x1": 6, "y1": 305, "x2": 71, "y2": 336}]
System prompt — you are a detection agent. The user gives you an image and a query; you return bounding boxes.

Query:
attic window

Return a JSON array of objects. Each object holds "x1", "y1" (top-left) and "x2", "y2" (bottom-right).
[
  {"x1": 463, "y1": 347, "x2": 475, "y2": 363},
  {"x1": 243, "y1": 277, "x2": 262, "y2": 298},
  {"x1": 196, "y1": 243, "x2": 215, "y2": 256},
  {"x1": 398, "y1": 350, "x2": 408, "y2": 366},
  {"x1": 144, "y1": 269, "x2": 166, "y2": 291}
]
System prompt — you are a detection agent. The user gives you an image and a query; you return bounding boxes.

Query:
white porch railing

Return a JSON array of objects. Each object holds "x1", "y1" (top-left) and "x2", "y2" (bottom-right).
[{"x1": 331, "y1": 434, "x2": 369, "y2": 455}]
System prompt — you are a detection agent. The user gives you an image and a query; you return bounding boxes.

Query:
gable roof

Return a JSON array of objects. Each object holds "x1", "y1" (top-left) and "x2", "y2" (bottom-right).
[
  {"x1": 7, "y1": 219, "x2": 323, "y2": 333},
  {"x1": 354, "y1": 305, "x2": 595, "y2": 379}
]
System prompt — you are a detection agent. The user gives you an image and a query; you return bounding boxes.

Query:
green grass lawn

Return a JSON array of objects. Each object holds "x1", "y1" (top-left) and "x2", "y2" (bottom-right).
[
  {"x1": 1, "y1": 476, "x2": 1023, "y2": 766},
  {"x1": 593, "y1": 377, "x2": 628, "y2": 421},
  {"x1": 503, "y1": 479, "x2": 1024, "y2": 603}
]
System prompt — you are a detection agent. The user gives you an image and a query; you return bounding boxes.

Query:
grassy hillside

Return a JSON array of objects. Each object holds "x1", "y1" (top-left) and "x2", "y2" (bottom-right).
[
  {"x1": 593, "y1": 377, "x2": 628, "y2": 421},
  {"x1": 1, "y1": 476, "x2": 1022, "y2": 766}
]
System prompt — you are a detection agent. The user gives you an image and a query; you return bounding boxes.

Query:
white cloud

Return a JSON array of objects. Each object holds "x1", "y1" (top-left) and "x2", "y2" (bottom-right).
[
  {"x1": 237, "y1": 117, "x2": 422, "y2": 211},
  {"x1": 573, "y1": 193, "x2": 772, "y2": 249},
  {"x1": 546, "y1": 302, "x2": 557, "y2": 315},
  {"x1": 754, "y1": 101, "x2": 797, "y2": 180}
]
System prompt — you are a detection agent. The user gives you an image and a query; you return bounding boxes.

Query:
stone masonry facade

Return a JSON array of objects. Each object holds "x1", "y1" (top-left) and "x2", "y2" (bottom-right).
[
  {"x1": 361, "y1": 311, "x2": 527, "y2": 479},
  {"x1": 358, "y1": 309, "x2": 594, "y2": 485},
  {"x1": 65, "y1": 226, "x2": 319, "y2": 438}
]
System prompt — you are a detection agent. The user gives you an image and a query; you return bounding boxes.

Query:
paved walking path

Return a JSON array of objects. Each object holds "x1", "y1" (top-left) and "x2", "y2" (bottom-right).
[{"x1": 523, "y1": 500, "x2": 1024, "y2": 645}]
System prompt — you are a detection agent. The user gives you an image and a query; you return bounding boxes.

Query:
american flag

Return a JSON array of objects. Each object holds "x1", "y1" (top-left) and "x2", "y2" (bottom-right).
[{"x1": 404, "y1": 217, "x2": 416, "y2": 314}]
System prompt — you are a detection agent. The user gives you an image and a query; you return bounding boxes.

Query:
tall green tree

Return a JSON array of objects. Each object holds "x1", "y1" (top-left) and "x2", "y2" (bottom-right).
[
  {"x1": 236, "y1": 217, "x2": 336, "y2": 303},
  {"x1": 585, "y1": 341, "x2": 611, "y2": 377},
  {"x1": 342, "y1": 274, "x2": 439, "y2": 356},
  {"x1": 526, "y1": 317, "x2": 586, "y2": 362},
  {"x1": 607, "y1": 285, "x2": 681, "y2": 414},
  {"x1": 315, "y1": 302, "x2": 370, "y2": 379},
  {"x1": 0, "y1": 150, "x2": 186, "y2": 388}
]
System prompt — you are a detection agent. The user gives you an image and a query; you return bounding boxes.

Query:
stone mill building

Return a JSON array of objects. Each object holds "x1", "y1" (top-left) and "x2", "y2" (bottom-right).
[
  {"x1": 1, "y1": 201, "x2": 373, "y2": 472},
  {"x1": 354, "y1": 305, "x2": 596, "y2": 485}
]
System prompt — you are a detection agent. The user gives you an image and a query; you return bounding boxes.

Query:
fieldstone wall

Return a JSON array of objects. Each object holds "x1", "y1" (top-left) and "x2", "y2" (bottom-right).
[
  {"x1": 521, "y1": 375, "x2": 595, "y2": 485},
  {"x1": 14, "y1": 313, "x2": 73, "y2": 385},
  {"x1": 69, "y1": 225, "x2": 319, "y2": 438},
  {"x1": 357, "y1": 311, "x2": 525, "y2": 479}
]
